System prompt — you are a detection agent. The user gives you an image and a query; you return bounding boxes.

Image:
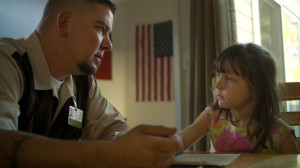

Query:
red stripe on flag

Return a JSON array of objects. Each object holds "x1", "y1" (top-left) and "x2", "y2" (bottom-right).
[
  {"x1": 135, "y1": 23, "x2": 173, "y2": 102},
  {"x1": 154, "y1": 57, "x2": 158, "y2": 101},
  {"x1": 147, "y1": 24, "x2": 151, "y2": 101},
  {"x1": 160, "y1": 57, "x2": 164, "y2": 101},
  {"x1": 167, "y1": 56, "x2": 171, "y2": 101},
  {"x1": 141, "y1": 25, "x2": 145, "y2": 101},
  {"x1": 135, "y1": 26, "x2": 139, "y2": 101}
]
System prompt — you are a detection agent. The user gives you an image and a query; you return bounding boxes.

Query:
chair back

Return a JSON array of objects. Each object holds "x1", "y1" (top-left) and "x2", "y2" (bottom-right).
[{"x1": 279, "y1": 82, "x2": 300, "y2": 147}]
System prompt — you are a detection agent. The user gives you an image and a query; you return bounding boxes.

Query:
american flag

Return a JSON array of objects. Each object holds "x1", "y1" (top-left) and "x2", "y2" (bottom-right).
[{"x1": 135, "y1": 21, "x2": 174, "y2": 102}]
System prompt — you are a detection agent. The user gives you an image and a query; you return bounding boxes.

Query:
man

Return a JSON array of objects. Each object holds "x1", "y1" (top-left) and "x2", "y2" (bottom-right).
[{"x1": 0, "y1": 0, "x2": 180, "y2": 167}]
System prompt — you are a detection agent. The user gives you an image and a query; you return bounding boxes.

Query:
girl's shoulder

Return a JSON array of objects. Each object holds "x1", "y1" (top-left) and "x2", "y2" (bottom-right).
[
  {"x1": 269, "y1": 118, "x2": 295, "y2": 151},
  {"x1": 271, "y1": 118, "x2": 294, "y2": 134},
  {"x1": 204, "y1": 107, "x2": 228, "y2": 124},
  {"x1": 271, "y1": 118, "x2": 294, "y2": 133}
]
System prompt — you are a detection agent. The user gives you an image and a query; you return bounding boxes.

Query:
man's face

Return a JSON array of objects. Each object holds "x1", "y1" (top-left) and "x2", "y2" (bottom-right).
[{"x1": 66, "y1": 3, "x2": 113, "y2": 75}]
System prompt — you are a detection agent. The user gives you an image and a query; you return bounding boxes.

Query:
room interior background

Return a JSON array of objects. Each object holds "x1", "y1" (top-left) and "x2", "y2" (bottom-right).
[{"x1": 1, "y1": 0, "x2": 300, "y2": 151}]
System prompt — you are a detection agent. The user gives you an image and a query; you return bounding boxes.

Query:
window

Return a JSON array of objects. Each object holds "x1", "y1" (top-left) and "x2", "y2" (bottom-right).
[
  {"x1": 235, "y1": 0, "x2": 300, "y2": 82},
  {"x1": 282, "y1": 8, "x2": 300, "y2": 114},
  {"x1": 235, "y1": 0, "x2": 300, "y2": 135},
  {"x1": 282, "y1": 8, "x2": 300, "y2": 83},
  {"x1": 258, "y1": 0, "x2": 285, "y2": 81}
]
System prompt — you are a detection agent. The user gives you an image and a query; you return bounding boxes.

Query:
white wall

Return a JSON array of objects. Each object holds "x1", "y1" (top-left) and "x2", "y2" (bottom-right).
[
  {"x1": 173, "y1": 0, "x2": 191, "y2": 130},
  {"x1": 107, "y1": 0, "x2": 176, "y2": 128}
]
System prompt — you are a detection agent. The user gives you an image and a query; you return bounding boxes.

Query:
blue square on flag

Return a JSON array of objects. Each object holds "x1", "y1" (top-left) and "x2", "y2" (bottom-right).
[{"x1": 154, "y1": 21, "x2": 173, "y2": 57}]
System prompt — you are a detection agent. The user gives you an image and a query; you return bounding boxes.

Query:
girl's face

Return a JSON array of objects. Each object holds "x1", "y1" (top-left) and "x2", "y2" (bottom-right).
[{"x1": 214, "y1": 67, "x2": 253, "y2": 112}]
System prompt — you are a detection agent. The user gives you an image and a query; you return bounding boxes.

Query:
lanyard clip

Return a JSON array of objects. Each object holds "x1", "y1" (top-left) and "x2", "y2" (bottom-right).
[{"x1": 72, "y1": 96, "x2": 77, "y2": 108}]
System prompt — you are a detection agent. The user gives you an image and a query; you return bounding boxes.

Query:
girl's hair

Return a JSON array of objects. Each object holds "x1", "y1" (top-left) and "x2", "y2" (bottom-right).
[{"x1": 211, "y1": 43, "x2": 280, "y2": 152}]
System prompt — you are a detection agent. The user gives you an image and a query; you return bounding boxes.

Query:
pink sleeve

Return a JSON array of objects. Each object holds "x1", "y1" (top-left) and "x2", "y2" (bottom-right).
[{"x1": 204, "y1": 107, "x2": 212, "y2": 125}]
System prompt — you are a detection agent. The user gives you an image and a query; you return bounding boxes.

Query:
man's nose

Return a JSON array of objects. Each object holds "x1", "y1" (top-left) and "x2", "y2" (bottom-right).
[{"x1": 101, "y1": 35, "x2": 112, "y2": 51}]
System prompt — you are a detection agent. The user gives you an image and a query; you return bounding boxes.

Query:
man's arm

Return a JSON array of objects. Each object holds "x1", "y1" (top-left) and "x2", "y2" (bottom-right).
[
  {"x1": 0, "y1": 125, "x2": 180, "y2": 168},
  {"x1": 0, "y1": 129, "x2": 103, "y2": 168},
  {"x1": 99, "y1": 121, "x2": 130, "y2": 140}
]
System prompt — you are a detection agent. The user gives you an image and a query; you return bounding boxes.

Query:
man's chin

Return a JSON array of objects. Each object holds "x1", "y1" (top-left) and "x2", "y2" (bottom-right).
[{"x1": 77, "y1": 63, "x2": 98, "y2": 75}]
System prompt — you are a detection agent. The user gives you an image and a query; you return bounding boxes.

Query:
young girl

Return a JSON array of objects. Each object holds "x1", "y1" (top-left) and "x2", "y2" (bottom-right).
[{"x1": 176, "y1": 43, "x2": 299, "y2": 154}]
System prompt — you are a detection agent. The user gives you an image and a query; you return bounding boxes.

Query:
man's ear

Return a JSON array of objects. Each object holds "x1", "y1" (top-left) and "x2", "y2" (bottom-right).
[{"x1": 56, "y1": 11, "x2": 71, "y2": 37}]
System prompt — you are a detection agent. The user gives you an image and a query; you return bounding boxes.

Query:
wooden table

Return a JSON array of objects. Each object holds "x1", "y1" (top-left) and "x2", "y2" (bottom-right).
[
  {"x1": 172, "y1": 152, "x2": 300, "y2": 168},
  {"x1": 225, "y1": 153, "x2": 300, "y2": 168}
]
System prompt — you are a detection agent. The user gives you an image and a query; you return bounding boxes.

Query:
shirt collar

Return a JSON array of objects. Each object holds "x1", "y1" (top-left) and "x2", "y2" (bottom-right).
[
  {"x1": 24, "y1": 31, "x2": 75, "y2": 99},
  {"x1": 24, "y1": 31, "x2": 77, "y2": 122},
  {"x1": 24, "y1": 31, "x2": 52, "y2": 90}
]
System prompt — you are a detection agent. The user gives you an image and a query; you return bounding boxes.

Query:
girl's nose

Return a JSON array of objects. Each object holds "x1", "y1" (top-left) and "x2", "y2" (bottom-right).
[{"x1": 215, "y1": 77, "x2": 223, "y2": 90}]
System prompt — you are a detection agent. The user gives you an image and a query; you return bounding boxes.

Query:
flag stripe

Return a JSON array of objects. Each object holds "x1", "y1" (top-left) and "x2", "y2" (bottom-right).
[
  {"x1": 154, "y1": 57, "x2": 158, "y2": 101},
  {"x1": 160, "y1": 57, "x2": 164, "y2": 101},
  {"x1": 135, "y1": 26, "x2": 139, "y2": 101},
  {"x1": 167, "y1": 55, "x2": 171, "y2": 101},
  {"x1": 136, "y1": 22, "x2": 173, "y2": 102},
  {"x1": 141, "y1": 25, "x2": 145, "y2": 101},
  {"x1": 147, "y1": 24, "x2": 152, "y2": 101}
]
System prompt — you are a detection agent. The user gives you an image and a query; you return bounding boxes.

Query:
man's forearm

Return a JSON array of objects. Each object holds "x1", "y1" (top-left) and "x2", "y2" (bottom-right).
[
  {"x1": 2, "y1": 132, "x2": 35, "y2": 168},
  {"x1": 99, "y1": 121, "x2": 130, "y2": 140},
  {"x1": 0, "y1": 125, "x2": 181, "y2": 168},
  {"x1": 0, "y1": 129, "x2": 114, "y2": 168}
]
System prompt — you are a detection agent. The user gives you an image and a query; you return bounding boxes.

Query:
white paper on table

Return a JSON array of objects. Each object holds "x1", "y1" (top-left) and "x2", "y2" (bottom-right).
[{"x1": 173, "y1": 153, "x2": 240, "y2": 166}]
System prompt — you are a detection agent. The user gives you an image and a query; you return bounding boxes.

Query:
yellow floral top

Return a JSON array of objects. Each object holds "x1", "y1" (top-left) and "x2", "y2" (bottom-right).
[{"x1": 205, "y1": 108, "x2": 294, "y2": 153}]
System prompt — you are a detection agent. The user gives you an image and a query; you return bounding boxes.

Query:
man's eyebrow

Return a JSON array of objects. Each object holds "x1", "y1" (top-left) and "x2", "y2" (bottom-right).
[{"x1": 95, "y1": 20, "x2": 110, "y2": 31}]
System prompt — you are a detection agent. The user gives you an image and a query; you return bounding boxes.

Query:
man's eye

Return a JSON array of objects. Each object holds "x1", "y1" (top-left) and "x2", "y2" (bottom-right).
[{"x1": 96, "y1": 26, "x2": 105, "y2": 32}]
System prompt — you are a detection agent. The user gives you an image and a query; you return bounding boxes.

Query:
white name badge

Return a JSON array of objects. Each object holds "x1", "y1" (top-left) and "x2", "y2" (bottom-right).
[{"x1": 68, "y1": 106, "x2": 83, "y2": 128}]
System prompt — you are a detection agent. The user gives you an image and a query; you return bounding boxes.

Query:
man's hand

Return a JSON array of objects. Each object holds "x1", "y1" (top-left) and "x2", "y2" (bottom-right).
[{"x1": 108, "y1": 125, "x2": 180, "y2": 168}]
